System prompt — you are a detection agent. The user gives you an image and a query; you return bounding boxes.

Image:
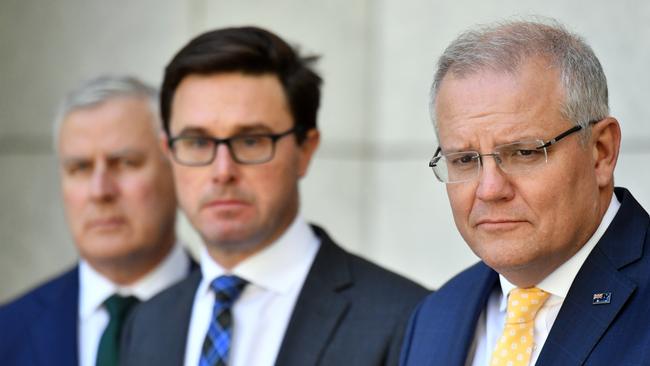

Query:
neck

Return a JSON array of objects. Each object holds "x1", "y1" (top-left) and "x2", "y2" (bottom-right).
[
  {"x1": 501, "y1": 189, "x2": 614, "y2": 288},
  {"x1": 205, "y1": 226, "x2": 286, "y2": 270},
  {"x1": 207, "y1": 247, "x2": 263, "y2": 270},
  {"x1": 205, "y1": 208, "x2": 299, "y2": 270},
  {"x1": 87, "y1": 236, "x2": 175, "y2": 286}
]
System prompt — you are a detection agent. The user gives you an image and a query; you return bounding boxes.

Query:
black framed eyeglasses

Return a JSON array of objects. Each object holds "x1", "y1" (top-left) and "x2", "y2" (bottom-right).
[
  {"x1": 428, "y1": 120, "x2": 600, "y2": 183},
  {"x1": 168, "y1": 127, "x2": 298, "y2": 166}
]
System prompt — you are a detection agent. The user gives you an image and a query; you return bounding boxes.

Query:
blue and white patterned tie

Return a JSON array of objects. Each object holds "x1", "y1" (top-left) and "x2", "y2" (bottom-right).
[{"x1": 199, "y1": 275, "x2": 247, "y2": 366}]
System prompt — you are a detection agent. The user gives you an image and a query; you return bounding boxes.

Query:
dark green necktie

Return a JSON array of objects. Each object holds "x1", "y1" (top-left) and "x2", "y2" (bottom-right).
[{"x1": 96, "y1": 294, "x2": 139, "y2": 366}]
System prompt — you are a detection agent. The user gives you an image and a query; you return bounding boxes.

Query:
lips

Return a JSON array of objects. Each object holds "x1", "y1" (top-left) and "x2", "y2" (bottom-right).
[
  {"x1": 474, "y1": 219, "x2": 527, "y2": 231},
  {"x1": 86, "y1": 216, "x2": 127, "y2": 231},
  {"x1": 202, "y1": 198, "x2": 250, "y2": 210}
]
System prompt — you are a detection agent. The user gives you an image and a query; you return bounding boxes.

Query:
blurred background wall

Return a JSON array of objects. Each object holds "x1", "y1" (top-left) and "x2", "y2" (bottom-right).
[{"x1": 1, "y1": 0, "x2": 649, "y2": 302}]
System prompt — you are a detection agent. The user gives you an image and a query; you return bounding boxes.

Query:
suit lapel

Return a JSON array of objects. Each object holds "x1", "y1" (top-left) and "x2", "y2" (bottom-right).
[
  {"x1": 273, "y1": 226, "x2": 351, "y2": 366},
  {"x1": 159, "y1": 269, "x2": 202, "y2": 365},
  {"x1": 537, "y1": 188, "x2": 647, "y2": 364},
  {"x1": 31, "y1": 267, "x2": 79, "y2": 366},
  {"x1": 439, "y1": 263, "x2": 499, "y2": 366},
  {"x1": 538, "y1": 250, "x2": 636, "y2": 364}
]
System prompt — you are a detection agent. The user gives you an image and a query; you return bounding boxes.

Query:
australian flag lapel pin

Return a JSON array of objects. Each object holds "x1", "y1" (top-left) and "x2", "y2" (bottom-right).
[{"x1": 592, "y1": 292, "x2": 612, "y2": 305}]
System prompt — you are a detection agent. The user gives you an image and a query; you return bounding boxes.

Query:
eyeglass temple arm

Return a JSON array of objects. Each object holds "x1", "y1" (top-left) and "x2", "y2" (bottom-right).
[
  {"x1": 429, "y1": 146, "x2": 442, "y2": 167},
  {"x1": 537, "y1": 125, "x2": 582, "y2": 149}
]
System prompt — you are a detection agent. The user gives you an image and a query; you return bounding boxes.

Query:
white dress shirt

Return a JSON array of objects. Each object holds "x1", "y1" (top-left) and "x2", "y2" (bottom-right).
[
  {"x1": 184, "y1": 215, "x2": 320, "y2": 366},
  {"x1": 78, "y1": 243, "x2": 191, "y2": 366},
  {"x1": 468, "y1": 194, "x2": 621, "y2": 366}
]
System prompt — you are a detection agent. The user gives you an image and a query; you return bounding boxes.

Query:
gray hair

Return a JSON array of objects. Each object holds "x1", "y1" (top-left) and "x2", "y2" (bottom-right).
[
  {"x1": 53, "y1": 75, "x2": 160, "y2": 150},
  {"x1": 430, "y1": 18, "x2": 609, "y2": 142}
]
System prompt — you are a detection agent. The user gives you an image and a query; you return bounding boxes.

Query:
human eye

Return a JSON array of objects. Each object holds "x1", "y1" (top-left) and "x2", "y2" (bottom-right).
[
  {"x1": 239, "y1": 135, "x2": 265, "y2": 147},
  {"x1": 64, "y1": 160, "x2": 92, "y2": 176},
  {"x1": 178, "y1": 136, "x2": 212, "y2": 150},
  {"x1": 502, "y1": 142, "x2": 543, "y2": 159},
  {"x1": 118, "y1": 156, "x2": 143, "y2": 169},
  {"x1": 498, "y1": 141, "x2": 546, "y2": 170},
  {"x1": 447, "y1": 152, "x2": 477, "y2": 169},
  {"x1": 233, "y1": 135, "x2": 268, "y2": 150},
  {"x1": 514, "y1": 148, "x2": 539, "y2": 157}
]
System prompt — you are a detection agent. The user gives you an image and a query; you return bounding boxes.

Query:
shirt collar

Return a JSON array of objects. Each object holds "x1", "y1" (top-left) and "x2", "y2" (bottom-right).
[
  {"x1": 79, "y1": 242, "x2": 191, "y2": 319},
  {"x1": 498, "y1": 194, "x2": 621, "y2": 310},
  {"x1": 198, "y1": 214, "x2": 320, "y2": 296}
]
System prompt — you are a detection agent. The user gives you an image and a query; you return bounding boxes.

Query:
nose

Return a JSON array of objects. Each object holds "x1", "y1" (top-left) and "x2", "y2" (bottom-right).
[
  {"x1": 475, "y1": 154, "x2": 514, "y2": 202},
  {"x1": 210, "y1": 143, "x2": 239, "y2": 183},
  {"x1": 89, "y1": 163, "x2": 118, "y2": 201}
]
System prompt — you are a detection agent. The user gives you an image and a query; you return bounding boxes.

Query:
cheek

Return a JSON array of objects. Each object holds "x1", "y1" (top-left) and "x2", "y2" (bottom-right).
[
  {"x1": 120, "y1": 174, "x2": 169, "y2": 218},
  {"x1": 61, "y1": 182, "x2": 87, "y2": 221},
  {"x1": 250, "y1": 163, "x2": 297, "y2": 209},
  {"x1": 172, "y1": 168, "x2": 204, "y2": 207},
  {"x1": 525, "y1": 159, "x2": 585, "y2": 221},
  {"x1": 447, "y1": 185, "x2": 474, "y2": 224}
]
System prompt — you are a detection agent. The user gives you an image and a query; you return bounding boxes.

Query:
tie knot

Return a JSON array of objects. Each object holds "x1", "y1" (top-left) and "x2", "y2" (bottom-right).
[
  {"x1": 103, "y1": 294, "x2": 139, "y2": 320},
  {"x1": 506, "y1": 287, "x2": 550, "y2": 324},
  {"x1": 210, "y1": 275, "x2": 248, "y2": 305}
]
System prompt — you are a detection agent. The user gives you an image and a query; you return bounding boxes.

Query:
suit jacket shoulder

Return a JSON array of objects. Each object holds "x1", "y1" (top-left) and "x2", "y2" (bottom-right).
[
  {"x1": 275, "y1": 225, "x2": 429, "y2": 366},
  {"x1": 402, "y1": 187, "x2": 650, "y2": 366},
  {"x1": 400, "y1": 261, "x2": 497, "y2": 366},
  {"x1": 120, "y1": 268, "x2": 201, "y2": 366},
  {"x1": 0, "y1": 266, "x2": 79, "y2": 366},
  {"x1": 537, "y1": 187, "x2": 650, "y2": 365},
  {"x1": 122, "y1": 226, "x2": 428, "y2": 366}
]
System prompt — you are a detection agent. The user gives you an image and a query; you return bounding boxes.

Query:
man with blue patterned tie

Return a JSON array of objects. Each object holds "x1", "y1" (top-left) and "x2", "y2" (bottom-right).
[
  {"x1": 400, "y1": 19, "x2": 650, "y2": 366},
  {"x1": 120, "y1": 26, "x2": 428, "y2": 366}
]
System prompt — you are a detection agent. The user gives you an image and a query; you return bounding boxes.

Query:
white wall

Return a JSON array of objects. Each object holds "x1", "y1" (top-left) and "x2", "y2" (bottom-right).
[{"x1": 1, "y1": 0, "x2": 649, "y2": 302}]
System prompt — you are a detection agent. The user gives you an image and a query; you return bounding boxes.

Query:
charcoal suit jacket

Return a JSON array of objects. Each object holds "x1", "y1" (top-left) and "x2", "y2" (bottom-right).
[{"x1": 121, "y1": 225, "x2": 429, "y2": 366}]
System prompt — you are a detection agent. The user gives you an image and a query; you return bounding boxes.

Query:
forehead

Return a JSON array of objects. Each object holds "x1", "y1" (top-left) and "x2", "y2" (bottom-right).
[
  {"x1": 169, "y1": 73, "x2": 293, "y2": 135},
  {"x1": 58, "y1": 96, "x2": 159, "y2": 156},
  {"x1": 435, "y1": 60, "x2": 566, "y2": 148}
]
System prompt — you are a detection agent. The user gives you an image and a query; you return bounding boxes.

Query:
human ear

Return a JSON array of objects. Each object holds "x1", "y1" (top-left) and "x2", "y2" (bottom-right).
[
  {"x1": 591, "y1": 117, "x2": 621, "y2": 188},
  {"x1": 297, "y1": 128, "x2": 320, "y2": 178}
]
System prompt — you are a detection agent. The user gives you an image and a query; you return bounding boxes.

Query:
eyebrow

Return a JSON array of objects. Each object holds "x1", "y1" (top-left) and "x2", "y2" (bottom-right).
[
  {"x1": 108, "y1": 149, "x2": 147, "y2": 160},
  {"x1": 61, "y1": 157, "x2": 90, "y2": 168},
  {"x1": 440, "y1": 129, "x2": 547, "y2": 153},
  {"x1": 174, "y1": 123, "x2": 275, "y2": 137},
  {"x1": 439, "y1": 143, "x2": 473, "y2": 154},
  {"x1": 61, "y1": 149, "x2": 146, "y2": 165}
]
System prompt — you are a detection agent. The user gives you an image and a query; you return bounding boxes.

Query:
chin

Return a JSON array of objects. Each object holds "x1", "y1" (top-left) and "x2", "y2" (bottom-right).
[
  {"x1": 471, "y1": 238, "x2": 534, "y2": 266},
  {"x1": 202, "y1": 225, "x2": 261, "y2": 249},
  {"x1": 483, "y1": 248, "x2": 547, "y2": 279},
  {"x1": 204, "y1": 235, "x2": 266, "y2": 255},
  {"x1": 83, "y1": 247, "x2": 137, "y2": 265}
]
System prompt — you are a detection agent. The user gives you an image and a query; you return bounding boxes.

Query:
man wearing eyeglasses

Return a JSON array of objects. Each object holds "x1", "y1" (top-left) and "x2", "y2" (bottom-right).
[
  {"x1": 400, "y1": 19, "x2": 650, "y2": 366},
  {"x1": 120, "y1": 26, "x2": 427, "y2": 366}
]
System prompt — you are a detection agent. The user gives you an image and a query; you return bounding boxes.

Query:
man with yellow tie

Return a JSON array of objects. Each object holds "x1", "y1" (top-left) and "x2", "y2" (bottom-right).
[{"x1": 400, "y1": 19, "x2": 650, "y2": 365}]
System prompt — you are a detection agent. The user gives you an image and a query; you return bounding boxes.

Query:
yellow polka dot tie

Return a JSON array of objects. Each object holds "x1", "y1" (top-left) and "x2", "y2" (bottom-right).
[{"x1": 489, "y1": 287, "x2": 550, "y2": 366}]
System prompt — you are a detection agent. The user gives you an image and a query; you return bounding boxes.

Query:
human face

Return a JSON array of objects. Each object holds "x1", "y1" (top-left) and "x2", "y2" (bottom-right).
[
  {"x1": 435, "y1": 60, "x2": 609, "y2": 286},
  {"x1": 59, "y1": 96, "x2": 177, "y2": 281},
  {"x1": 166, "y1": 73, "x2": 318, "y2": 266}
]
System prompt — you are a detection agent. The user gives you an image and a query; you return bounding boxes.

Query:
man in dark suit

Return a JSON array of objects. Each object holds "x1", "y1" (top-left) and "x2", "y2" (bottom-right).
[
  {"x1": 120, "y1": 26, "x2": 428, "y2": 366},
  {"x1": 0, "y1": 75, "x2": 193, "y2": 366},
  {"x1": 400, "y1": 19, "x2": 650, "y2": 365}
]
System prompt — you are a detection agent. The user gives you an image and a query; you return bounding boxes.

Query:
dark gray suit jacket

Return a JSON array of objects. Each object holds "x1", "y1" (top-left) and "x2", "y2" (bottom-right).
[{"x1": 120, "y1": 225, "x2": 428, "y2": 366}]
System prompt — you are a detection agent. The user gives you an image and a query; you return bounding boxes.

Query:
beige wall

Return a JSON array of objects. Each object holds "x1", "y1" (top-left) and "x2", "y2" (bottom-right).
[{"x1": 2, "y1": 0, "x2": 649, "y2": 302}]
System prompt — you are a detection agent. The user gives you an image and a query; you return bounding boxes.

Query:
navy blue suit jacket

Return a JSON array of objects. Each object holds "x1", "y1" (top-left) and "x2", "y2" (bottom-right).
[
  {"x1": 400, "y1": 187, "x2": 650, "y2": 365},
  {"x1": 0, "y1": 266, "x2": 80, "y2": 366},
  {"x1": 0, "y1": 257, "x2": 196, "y2": 366}
]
